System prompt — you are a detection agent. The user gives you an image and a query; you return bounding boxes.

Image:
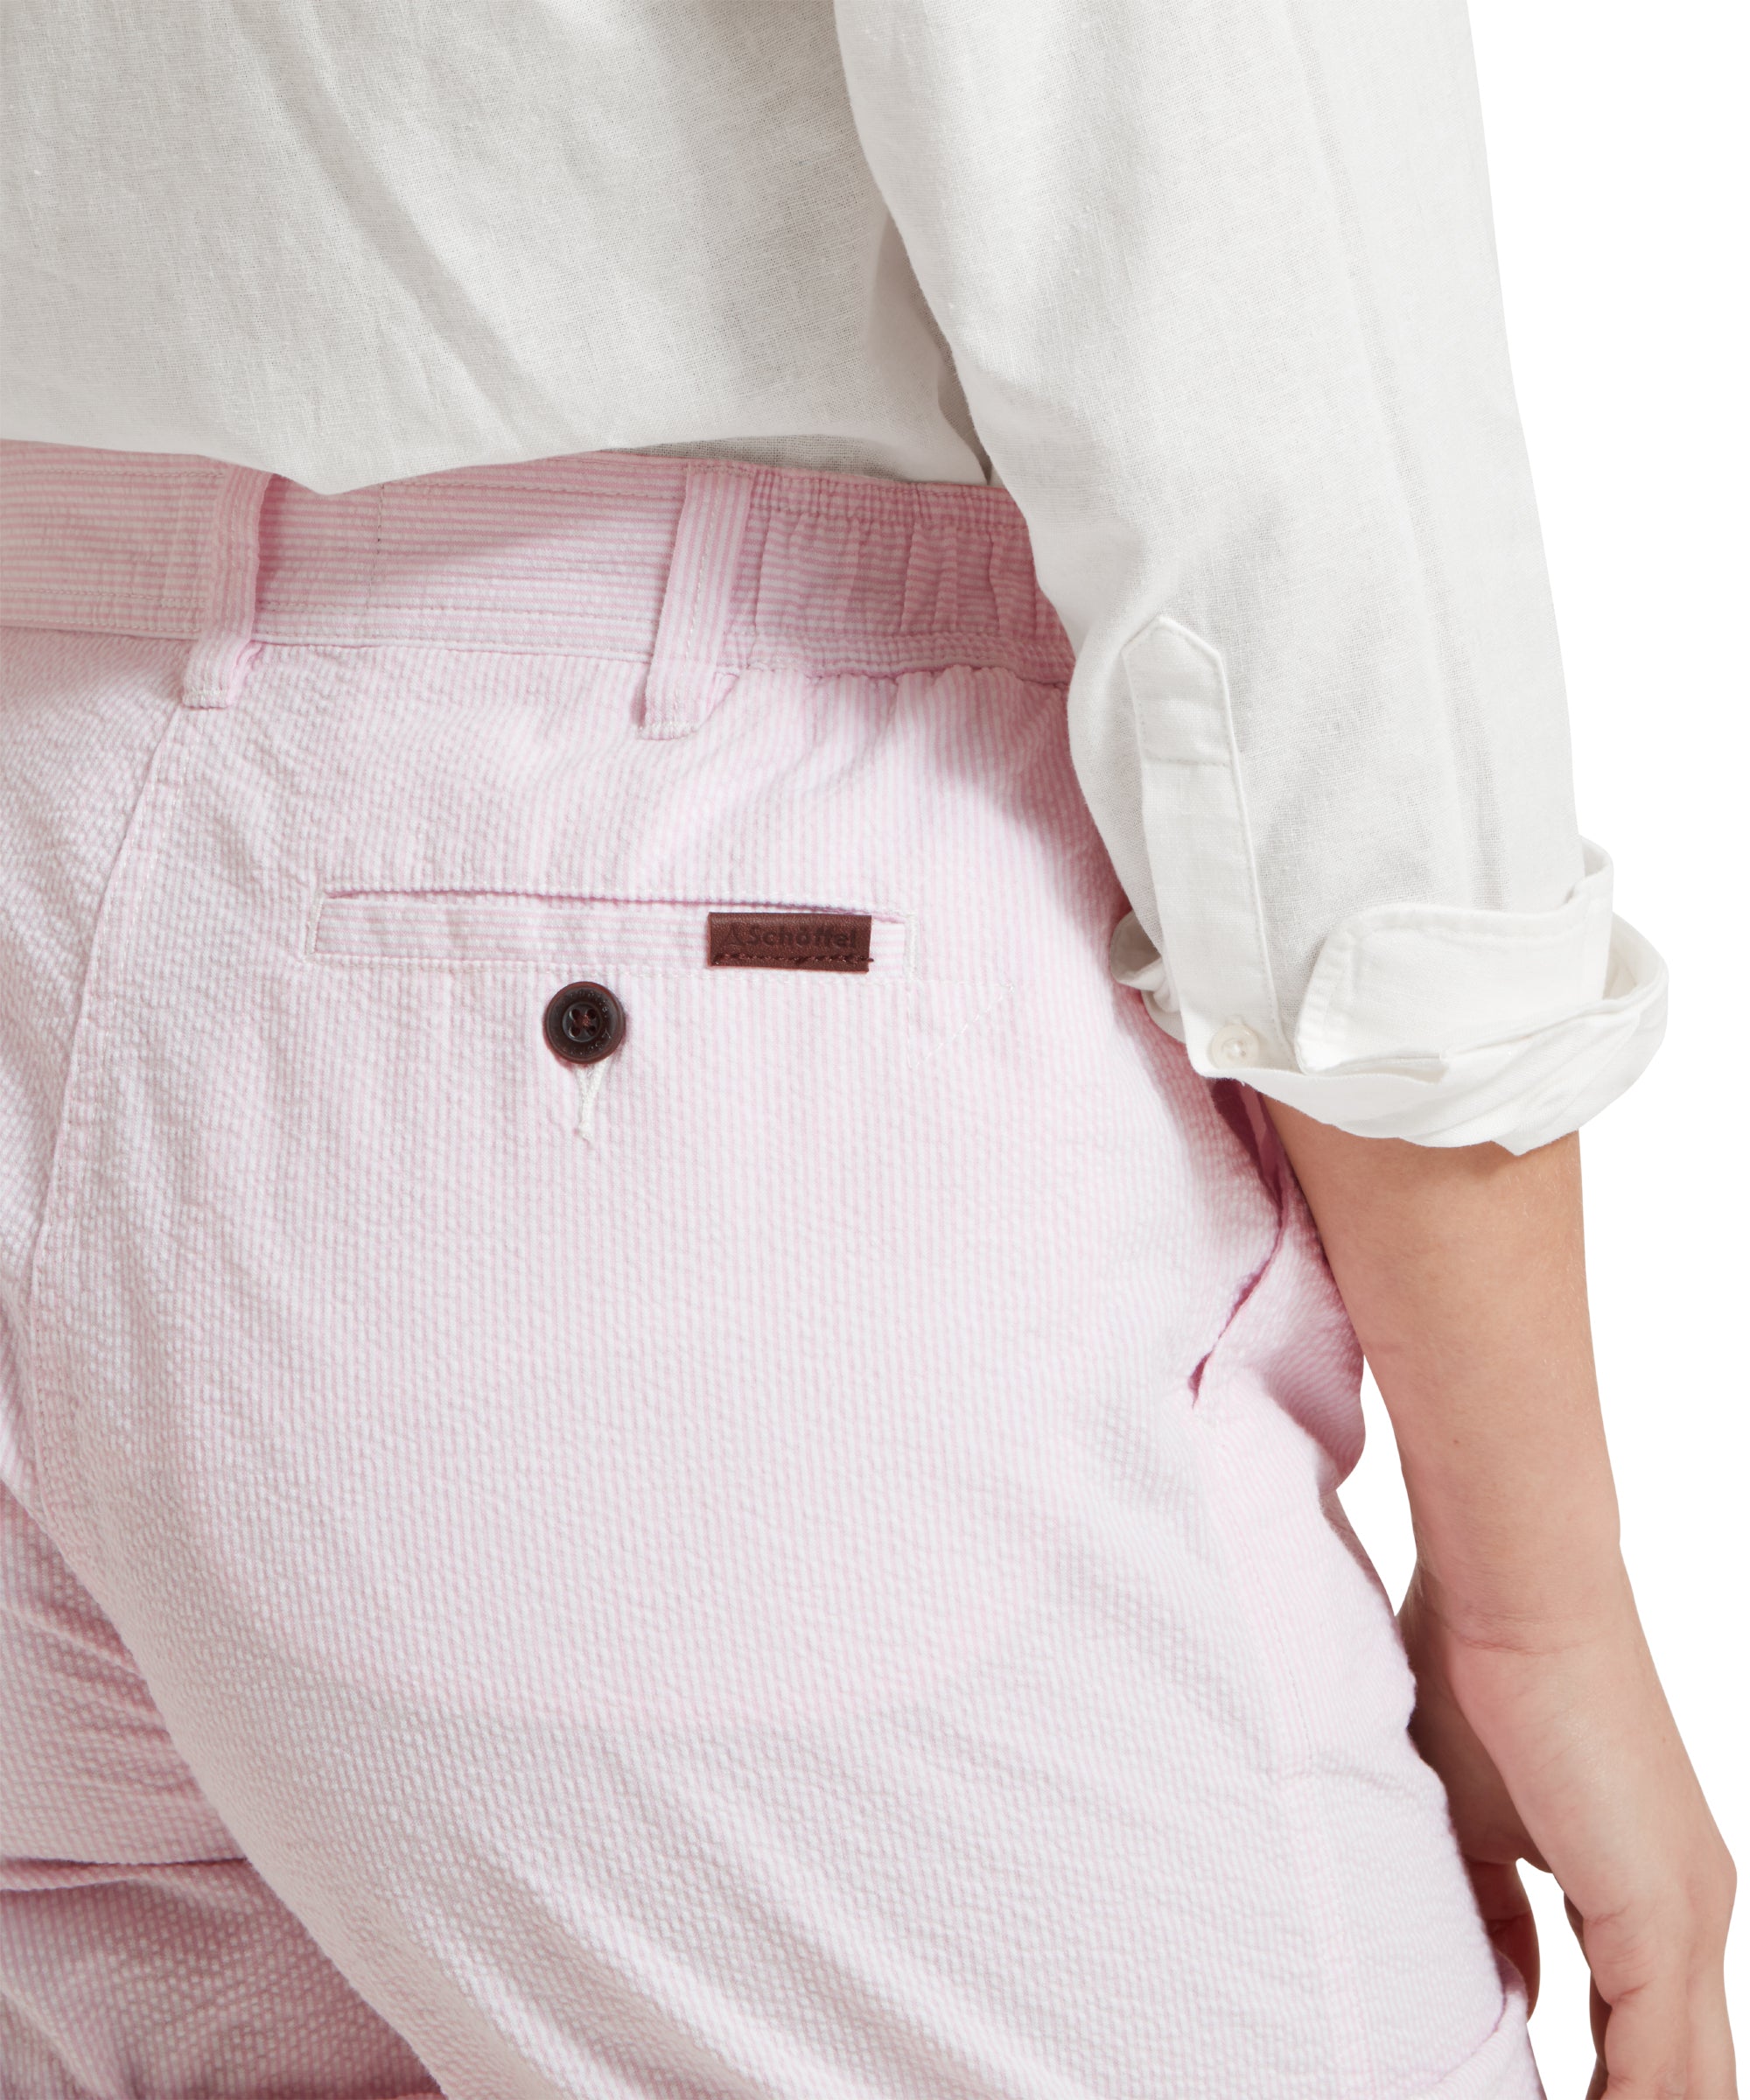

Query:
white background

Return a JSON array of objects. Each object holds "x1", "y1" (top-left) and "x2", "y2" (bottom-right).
[{"x1": 1339, "y1": 3, "x2": 1749, "y2": 2092}]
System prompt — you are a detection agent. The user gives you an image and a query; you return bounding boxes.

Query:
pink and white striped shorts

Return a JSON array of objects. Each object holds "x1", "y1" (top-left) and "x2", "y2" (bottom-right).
[{"x1": 0, "y1": 442, "x2": 1541, "y2": 2098}]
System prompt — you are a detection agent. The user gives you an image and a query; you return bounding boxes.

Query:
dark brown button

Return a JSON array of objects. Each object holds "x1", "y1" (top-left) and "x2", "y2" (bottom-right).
[{"x1": 542, "y1": 982, "x2": 625, "y2": 1065}]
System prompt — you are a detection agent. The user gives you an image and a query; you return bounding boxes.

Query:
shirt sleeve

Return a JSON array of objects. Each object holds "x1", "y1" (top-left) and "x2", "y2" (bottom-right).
[{"x1": 830, "y1": 0, "x2": 1665, "y2": 1152}]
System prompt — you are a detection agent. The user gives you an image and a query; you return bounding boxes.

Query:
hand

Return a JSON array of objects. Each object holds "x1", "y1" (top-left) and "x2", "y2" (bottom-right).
[
  {"x1": 1398, "y1": 1565, "x2": 1737, "y2": 2099},
  {"x1": 1255, "y1": 1104, "x2": 1737, "y2": 2093}
]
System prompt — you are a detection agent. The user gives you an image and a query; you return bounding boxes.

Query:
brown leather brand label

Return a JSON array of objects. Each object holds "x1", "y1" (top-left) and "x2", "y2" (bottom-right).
[{"x1": 707, "y1": 911, "x2": 873, "y2": 972}]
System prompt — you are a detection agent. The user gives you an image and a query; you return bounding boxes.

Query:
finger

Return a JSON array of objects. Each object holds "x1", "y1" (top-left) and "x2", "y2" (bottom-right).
[
  {"x1": 1687, "y1": 1964, "x2": 1739, "y2": 2100},
  {"x1": 1598, "y1": 1973, "x2": 1689, "y2": 2099},
  {"x1": 1565, "y1": 1899, "x2": 1691, "y2": 2100},
  {"x1": 1564, "y1": 1900, "x2": 1608, "y2": 2063},
  {"x1": 1563, "y1": 1898, "x2": 1605, "y2": 2091},
  {"x1": 1466, "y1": 1858, "x2": 1539, "y2": 2012}
]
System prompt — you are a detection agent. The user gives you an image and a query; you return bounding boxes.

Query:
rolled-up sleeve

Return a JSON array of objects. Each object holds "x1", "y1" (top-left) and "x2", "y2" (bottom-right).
[{"x1": 831, "y1": 0, "x2": 1665, "y2": 1151}]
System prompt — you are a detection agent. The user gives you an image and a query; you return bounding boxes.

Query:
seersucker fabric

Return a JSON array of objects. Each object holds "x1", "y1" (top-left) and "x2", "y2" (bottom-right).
[{"x1": 1, "y1": 443, "x2": 1541, "y2": 2096}]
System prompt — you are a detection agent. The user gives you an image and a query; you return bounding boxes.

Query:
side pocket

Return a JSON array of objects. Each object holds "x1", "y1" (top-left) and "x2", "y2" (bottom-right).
[
  {"x1": 1175, "y1": 1096, "x2": 1387, "y2": 2099},
  {"x1": 1189, "y1": 1091, "x2": 1362, "y2": 1463}
]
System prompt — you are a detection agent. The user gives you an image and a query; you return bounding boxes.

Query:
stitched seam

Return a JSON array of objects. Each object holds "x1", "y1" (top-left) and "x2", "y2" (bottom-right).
[
  {"x1": 305, "y1": 960, "x2": 948, "y2": 978},
  {"x1": 0, "y1": 622, "x2": 1072, "y2": 688},
  {"x1": 0, "y1": 611, "x2": 213, "y2": 640},
  {"x1": 304, "y1": 962, "x2": 1014, "y2": 995},
  {"x1": 313, "y1": 890, "x2": 917, "y2": 910},
  {"x1": 1316, "y1": 900, "x2": 1593, "y2": 946},
  {"x1": 1298, "y1": 923, "x2": 1604, "y2": 1063},
  {"x1": 23, "y1": 705, "x2": 193, "y2": 1555},
  {"x1": 664, "y1": 470, "x2": 713, "y2": 669},
  {"x1": 307, "y1": 891, "x2": 917, "y2": 929},
  {"x1": 1276, "y1": 1, "x2": 1496, "y2": 906},
  {"x1": 1121, "y1": 615, "x2": 1290, "y2": 1054},
  {"x1": 1198, "y1": 626, "x2": 1291, "y2": 1056},
  {"x1": 1186, "y1": 1116, "x2": 1379, "y2": 2094},
  {"x1": 367, "y1": 482, "x2": 386, "y2": 626},
  {"x1": 901, "y1": 983, "x2": 1016, "y2": 1074},
  {"x1": 1186, "y1": 1396, "x2": 1382, "y2": 2097}
]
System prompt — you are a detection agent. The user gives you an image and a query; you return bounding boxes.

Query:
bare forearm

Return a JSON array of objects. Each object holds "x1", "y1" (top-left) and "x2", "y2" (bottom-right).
[{"x1": 1259, "y1": 1102, "x2": 1624, "y2": 1642}]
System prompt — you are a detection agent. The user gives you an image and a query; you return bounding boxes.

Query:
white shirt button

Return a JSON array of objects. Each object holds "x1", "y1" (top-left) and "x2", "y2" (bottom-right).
[{"x1": 1208, "y1": 1020, "x2": 1264, "y2": 1068}]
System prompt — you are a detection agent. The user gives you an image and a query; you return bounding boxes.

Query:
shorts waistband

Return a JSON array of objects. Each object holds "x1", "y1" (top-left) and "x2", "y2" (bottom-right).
[{"x1": 0, "y1": 442, "x2": 1074, "y2": 702}]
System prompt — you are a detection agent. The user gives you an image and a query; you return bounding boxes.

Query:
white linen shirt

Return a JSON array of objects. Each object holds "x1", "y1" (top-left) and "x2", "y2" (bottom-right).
[{"x1": 0, "y1": 0, "x2": 1665, "y2": 1151}]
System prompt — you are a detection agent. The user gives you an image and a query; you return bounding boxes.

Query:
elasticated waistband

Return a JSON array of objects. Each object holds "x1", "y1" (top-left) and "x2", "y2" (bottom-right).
[{"x1": 0, "y1": 442, "x2": 1074, "y2": 690}]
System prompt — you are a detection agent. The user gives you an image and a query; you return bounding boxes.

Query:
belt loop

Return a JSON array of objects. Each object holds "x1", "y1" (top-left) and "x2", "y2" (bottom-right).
[
  {"x1": 181, "y1": 465, "x2": 275, "y2": 710},
  {"x1": 639, "y1": 462, "x2": 755, "y2": 738}
]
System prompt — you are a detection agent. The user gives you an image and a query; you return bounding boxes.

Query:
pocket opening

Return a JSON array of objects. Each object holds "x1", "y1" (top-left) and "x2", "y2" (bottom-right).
[{"x1": 308, "y1": 890, "x2": 915, "y2": 976}]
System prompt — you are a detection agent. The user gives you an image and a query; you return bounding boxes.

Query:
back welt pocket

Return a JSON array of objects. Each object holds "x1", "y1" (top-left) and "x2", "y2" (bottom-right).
[{"x1": 309, "y1": 891, "x2": 914, "y2": 976}]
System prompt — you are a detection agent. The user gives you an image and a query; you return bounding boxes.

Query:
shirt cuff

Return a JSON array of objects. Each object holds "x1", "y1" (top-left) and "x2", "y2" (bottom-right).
[{"x1": 1110, "y1": 839, "x2": 1668, "y2": 1154}]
